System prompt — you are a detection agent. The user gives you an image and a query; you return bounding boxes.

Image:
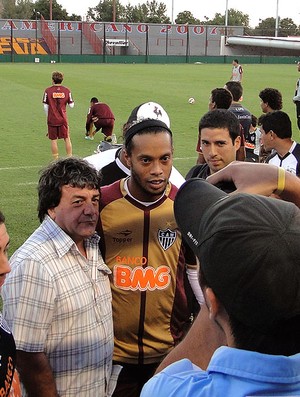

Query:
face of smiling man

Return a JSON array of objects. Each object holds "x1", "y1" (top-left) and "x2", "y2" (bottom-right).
[{"x1": 125, "y1": 130, "x2": 173, "y2": 202}]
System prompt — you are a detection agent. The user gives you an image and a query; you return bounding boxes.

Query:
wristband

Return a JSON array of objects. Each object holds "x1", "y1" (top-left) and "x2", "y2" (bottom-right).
[{"x1": 274, "y1": 167, "x2": 285, "y2": 196}]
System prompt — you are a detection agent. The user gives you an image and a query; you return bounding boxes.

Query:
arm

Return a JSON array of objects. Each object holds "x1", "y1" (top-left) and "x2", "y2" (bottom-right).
[
  {"x1": 239, "y1": 66, "x2": 243, "y2": 82},
  {"x1": 155, "y1": 303, "x2": 226, "y2": 373},
  {"x1": 293, "y1": 79, "x2": 300, "y2": 102},
  {"x1": 17, "y1": 351, "x2": 59, "y2": 397},
  {"x1": 207, "y1": 161, "x2": 300, "y2": 207},
  {"x1": 43, "y1": 103, "x2": 49, "y2": 115}
]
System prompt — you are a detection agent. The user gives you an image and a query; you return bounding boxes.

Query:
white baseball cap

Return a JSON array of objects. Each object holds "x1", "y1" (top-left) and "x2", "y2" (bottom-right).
[{"x1": 127, "y1": 102, "x2": 170, "y2": 127}]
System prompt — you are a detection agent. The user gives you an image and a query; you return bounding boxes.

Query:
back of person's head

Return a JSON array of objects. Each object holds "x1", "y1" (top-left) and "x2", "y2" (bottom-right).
[
  {"x1": 52, "y1": 71, "x2": 64, "y2": 84},
  {"x1": 251, "y1": 114, "x2": 257, "y2": 128},
  {"x1": 199, "y1": 109, "x2": 240, "y2": 144},
  {"x1": 259, "y1": 88, "x2": 283, "y2": 111},
  {"x1": 261, "y1": 110, "x2": 292, "y2": 139},
  {"x1": 225, "y1": 81, "x2": 243, "y2": 102},
  {"x1": 124, "y1": 102, "x2": 172, "y2": 154},
  {"x1": 90, "y1": 97, "x2": 98, "y2": 103},
  {"x1": 174, "y1": 178, "x2": 300, "y2": 356},
  {"x1": 38, "y1": 157, "x2": 101, "y2": 223},
  {"x1": 233, "y1": 59, "x2": 239, "y2": 64},
  {"x1": 258, "y1": 114, "x2": 265, "y2": 126},
  {"x1": 211, "y1": 88, "x2": 233, "y2": 110}
]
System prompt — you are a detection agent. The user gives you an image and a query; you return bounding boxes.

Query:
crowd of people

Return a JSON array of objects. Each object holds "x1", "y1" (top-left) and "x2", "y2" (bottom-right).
[{"x1": 0, "y1": 62, "x2": 300, "y2": 397}]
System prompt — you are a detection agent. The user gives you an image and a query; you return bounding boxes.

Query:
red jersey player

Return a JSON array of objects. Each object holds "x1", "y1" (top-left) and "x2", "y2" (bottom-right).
[{"x1": 42, "y1": 71, "x2": 74, "y2": 159}]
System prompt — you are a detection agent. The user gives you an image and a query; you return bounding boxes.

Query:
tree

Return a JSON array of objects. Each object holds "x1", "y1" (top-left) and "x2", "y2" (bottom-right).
[
  {"x1": 146, "y1": 0, "x2": 170, "y2": 23},
  {"x1": 175, "y1": 11, "x2": 200, "y2": 25},
  {"x1": 251, "y1": 17, "x2": 299, "y2": 37},
  {"x1": 87, "y1": 0, "x2": 170, "y2": 23},
  {"x1": 253, "y1": 17, "x2": 276, "y2": 36},
  {"x1": 2, "y1": 0, "x2": 18, "y2": 18},
  {"x1": 2, "y1": 0, "x2": 81, "y2": 19},
  {"x1": 87, "y1": 0, "x2": 126, "y2": 22},
  {"x1": 202, "y1": 8, "x2": 249, "y2": 27},
  {"x1": 278, "y1": 17, "x2": 298, "y2": 37}
]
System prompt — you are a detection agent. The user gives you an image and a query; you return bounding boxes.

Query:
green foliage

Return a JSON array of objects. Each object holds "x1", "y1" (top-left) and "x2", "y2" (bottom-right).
[
  {"x1": 2, "y1": 0, "x2": 18, "y2": 18},
  {"x1": 249, "y1": 17, "x2": 299, "y2": 37},
  {"x1": 87, "y1": 0, "x2": 125, "y2": 22},
  {"x1": 87, "y1": 0, "x2": 170, "y2": 23},
  {"x1": 203, "y1": 8, "x2": 249, "y2": 27},
  {"x1": 175, "y1": 11, "x2": 200, "y2": 25},
  {"x1": 0, "y1": 62, "x2": 299, "y2": 255},
  {"x1": 2, "y1": 0, "x2": 82, "y2": 20}
]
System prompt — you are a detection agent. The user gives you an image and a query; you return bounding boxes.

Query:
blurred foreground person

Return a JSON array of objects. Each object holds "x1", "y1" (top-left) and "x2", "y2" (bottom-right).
[{"x1": 141, "y1": 175, "x2": 300, "y2": 397}]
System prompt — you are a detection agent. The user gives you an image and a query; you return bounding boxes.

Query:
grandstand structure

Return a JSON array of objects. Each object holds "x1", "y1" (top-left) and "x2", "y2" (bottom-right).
[
  {"x1": 0, "y1": 18, "x2": 298, "y2": 62},
  {"x1": 0, "y1": 18, "x2": 244, "y2": 57}
]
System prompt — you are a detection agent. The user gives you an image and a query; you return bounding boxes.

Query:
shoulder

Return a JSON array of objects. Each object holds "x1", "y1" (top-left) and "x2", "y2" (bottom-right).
[
  {"x1": 100, "y1": 180, "x2": 123, "y2": 208},
  {"x1": 292, "y1": 142, "x2": 300, "y2": 158},
  {"x1": 265, "y1": 151, "x2": 277, "y2": 163},
  {"x1": 167, "y1": 182, "x2": 178, "y2": 201},
  {"x1": 141, "y1": 359, "x2": 206, "y2": 397},
  {"x1": 186, "y1": 164, "x2": 209, "y2": 179}
]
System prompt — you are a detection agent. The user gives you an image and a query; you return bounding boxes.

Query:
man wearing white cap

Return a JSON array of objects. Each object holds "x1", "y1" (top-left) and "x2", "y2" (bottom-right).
[
  {"x1": 97, "y1": 106, "x2": 201, "y2": 397},
  {"x1": 85, "y1": 102, "x2": 185, "y2": 188}
]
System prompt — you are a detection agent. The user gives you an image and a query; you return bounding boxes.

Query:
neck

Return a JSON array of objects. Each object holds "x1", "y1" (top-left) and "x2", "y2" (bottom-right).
[
  {"x1": 76, "y1": 240, "x2": 87, "y2": 258},
  {"x1": 275, "y1": 139, "x2": 293, "y2": 157}
]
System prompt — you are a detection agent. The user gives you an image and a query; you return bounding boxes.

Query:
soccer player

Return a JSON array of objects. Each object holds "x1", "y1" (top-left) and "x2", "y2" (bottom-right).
[
  {"x1": 229, "y1": 59, "x2": 243, "y2": 82},
  {"x1": 98, "y1": 114, "x2": 200, "y2": 397},
  {"x1": 42, "y1": 71, "x2": 74, "y2": 160},
  {"x1": 293, "y1": 61, "x2": 300, "y2": 130},
  {"x1": 85, "y1": 97, "x2": 115, "y2": 141},
  {"x1": 261, "y1": 110, "x2": 300, "y2": 176}
]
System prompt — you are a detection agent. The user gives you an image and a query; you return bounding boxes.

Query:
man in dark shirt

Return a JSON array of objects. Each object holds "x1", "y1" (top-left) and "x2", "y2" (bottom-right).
[{"x1": 187, "y1": 109, "x2": 241, "y2": 181}]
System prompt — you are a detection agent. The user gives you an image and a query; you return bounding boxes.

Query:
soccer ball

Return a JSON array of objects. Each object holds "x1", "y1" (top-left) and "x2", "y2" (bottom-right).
[{"x1": 188, "y1": 97, "x2": 195, "y2": 104}]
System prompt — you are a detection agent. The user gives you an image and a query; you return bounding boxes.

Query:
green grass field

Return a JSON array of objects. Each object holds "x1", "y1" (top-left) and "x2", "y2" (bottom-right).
[{"x1": 0, "y1": 62, "x2": 299, "y2": 253}]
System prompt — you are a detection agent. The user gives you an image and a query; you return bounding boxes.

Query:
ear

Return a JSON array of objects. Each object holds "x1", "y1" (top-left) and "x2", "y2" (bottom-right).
[
  {"x1": 205, "y1": 287, "x2": 222, "y2": 320},
  {"x1": 234, "y1": 135, "x2": 241, "y2": 150}
]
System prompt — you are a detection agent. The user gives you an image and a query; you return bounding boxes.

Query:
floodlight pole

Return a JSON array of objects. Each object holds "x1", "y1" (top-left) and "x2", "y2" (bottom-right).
[
  {"x1": 35, "y1": 10, "x2": 40, "y2": 54},
  {"x1": 275, "y1": 0, "x2": 279, "y2": 37},
  {"x1": 171, "y1": 0, "x2": 174, "y2": 24},
  {"x1": 113, "y1": 0, "x2": 116, "y2": 22},
  {"x1": 50, "y1": 0, "x2": 52, "y2": 20},
  {"x1": 225, "y1": 0, "x2": 229, "y2": 39}
]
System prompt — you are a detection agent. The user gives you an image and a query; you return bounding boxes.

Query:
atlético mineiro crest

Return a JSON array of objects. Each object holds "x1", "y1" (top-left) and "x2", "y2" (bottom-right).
[{"x1": 158, "y1": 229, "x2": 177, "y2": 250}]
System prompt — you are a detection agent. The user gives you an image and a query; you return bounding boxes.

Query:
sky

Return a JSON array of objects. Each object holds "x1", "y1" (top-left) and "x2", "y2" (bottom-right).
[{"x1": 58, "y1": 0, "x2": 300, "y2": 27}]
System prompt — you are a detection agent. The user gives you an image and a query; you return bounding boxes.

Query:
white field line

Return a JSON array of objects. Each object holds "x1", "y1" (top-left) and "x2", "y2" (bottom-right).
[
  {"x1": 0, "y1": 156, "x2": 196, "y2": 173},
  {"x1": 0, "y1": 165, "x2": 42, "y2": 171}
]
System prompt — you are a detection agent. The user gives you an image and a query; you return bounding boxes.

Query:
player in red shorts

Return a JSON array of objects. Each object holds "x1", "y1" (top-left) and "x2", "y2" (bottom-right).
[
  {"x1": 85, "y1": 97, "x2": 115, "y2": 141},
  {"x1": 42, "y1": 71, "x2": 74, "y2": 159}
]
